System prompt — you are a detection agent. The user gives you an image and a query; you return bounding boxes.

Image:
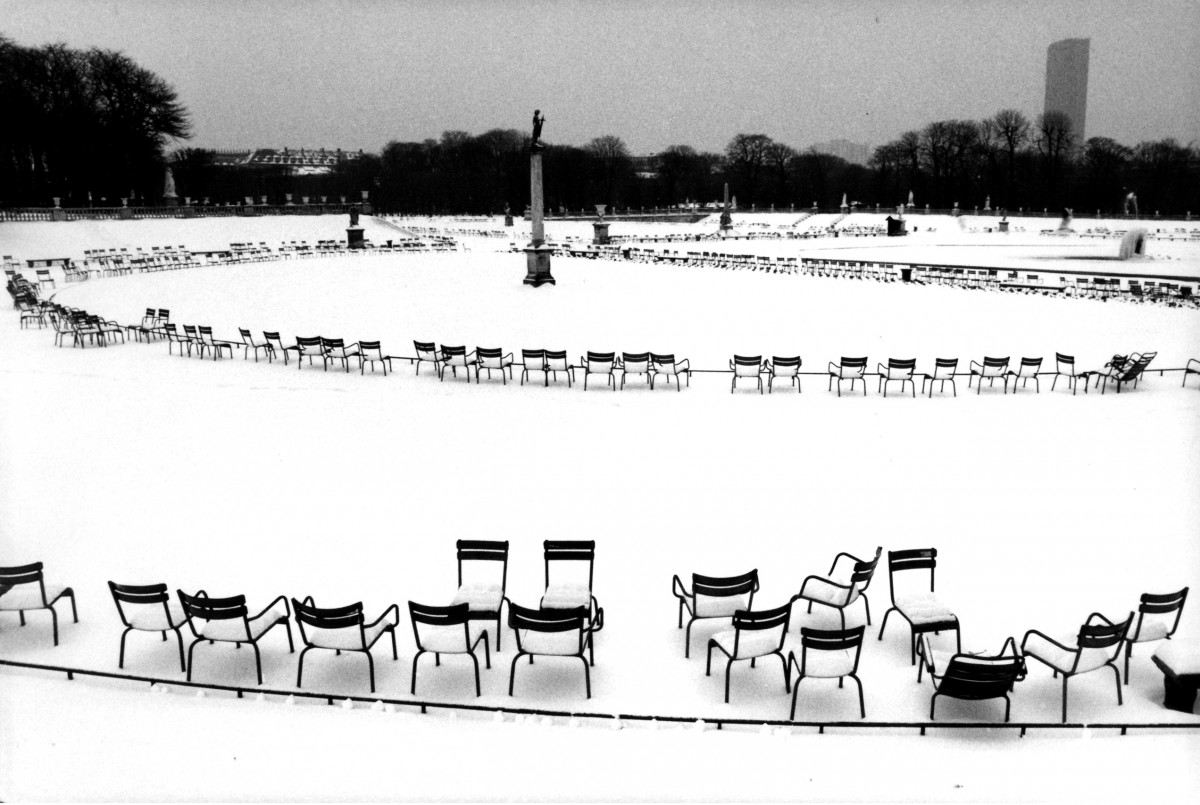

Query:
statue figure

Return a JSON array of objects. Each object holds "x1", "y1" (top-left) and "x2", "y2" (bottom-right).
[
  {"x1": 349, "y1": 206, "x2": 360, "y2": 227},
  {"x1": 531, "y1": 110, "x2": 546, "y2": 151}
]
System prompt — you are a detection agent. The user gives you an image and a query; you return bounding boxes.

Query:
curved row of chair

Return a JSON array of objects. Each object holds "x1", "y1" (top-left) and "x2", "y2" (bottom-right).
[
  {"x1": 2, "y1": 541, "x2": 604, "y2": 700},
  {"x1": 673, "y1": 550, "x2": 1189, "y2": 722}
]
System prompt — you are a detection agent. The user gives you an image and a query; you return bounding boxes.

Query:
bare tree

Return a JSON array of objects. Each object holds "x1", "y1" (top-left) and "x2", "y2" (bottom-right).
[
  {"x1": 1035, "y1": 111, "x2": 1075, "y2": 204},
  {"x1": 990, "y1": 109, "x2": 1030, "y2": 188}
]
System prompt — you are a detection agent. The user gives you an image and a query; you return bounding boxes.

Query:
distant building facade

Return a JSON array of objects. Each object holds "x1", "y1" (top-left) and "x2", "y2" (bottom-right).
[
  {"x1": 810, "y1": 139, "x2": 872, "y2": 166},
  {"x1": 1044, "y1": 38, "x2": 1090, "y2": 141},
  {"x1": 210, "y1": 147, "x2": 365, "y2": 175}
]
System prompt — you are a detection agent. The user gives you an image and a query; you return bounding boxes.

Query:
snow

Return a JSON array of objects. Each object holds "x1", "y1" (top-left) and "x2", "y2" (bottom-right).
[{"x1": 2, "y1": 215, "x2": 1199, "y2": 801}]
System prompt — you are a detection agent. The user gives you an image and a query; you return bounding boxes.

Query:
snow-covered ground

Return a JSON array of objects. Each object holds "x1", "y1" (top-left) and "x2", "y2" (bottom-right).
[{"x1": 2, "y1": 216, "x2": 1199, "y2": 801}]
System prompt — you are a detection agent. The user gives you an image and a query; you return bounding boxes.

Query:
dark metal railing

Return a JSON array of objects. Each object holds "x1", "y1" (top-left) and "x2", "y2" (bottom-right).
[{"x1": 2, "y1": 658, "x2": 1193, "y2": 737}]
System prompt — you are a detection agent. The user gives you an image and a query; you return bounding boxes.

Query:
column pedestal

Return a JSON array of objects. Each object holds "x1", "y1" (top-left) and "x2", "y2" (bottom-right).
[
  {"x1": 346, "y1": 226, "x2": 365, "y2": 249},
  {"x1": 592, "y1": 222, "x2": 610, "y2": 245},
  {"x1": 523, "y1": 244, "x2": 555, "y2": 286}
]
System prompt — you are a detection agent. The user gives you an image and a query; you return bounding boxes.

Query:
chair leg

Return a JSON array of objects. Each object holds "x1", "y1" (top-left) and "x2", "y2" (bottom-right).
[
  {"x1": 251, "y1": 641, "x2": 263, "y2": 685},
  {"x1": 482, "y1": 631, "x2": 491, "y2": 669},
  {"x1": 296, "y1": 646, "x2": 311, "y2": 688},
  {"x1": 366, "y1": 649, "x2": 376, "y2": 693},
  {"x1": 725, "y1": 658, "x2": 734, "y2": 703},
  {"x1": 175, "y1": 629, "x2": 186, "y2": 672},
  {"x1": 582, "y1": 656, "x2": 592, "y2": 699},
  {"x1": 790, "y1": 677, "x2": 803, "y2": 720},
  {"x1": 852, "y1": 673, "x2": 865, "y2": 718},
  {"x1": 186, "y1": 638, "x2": 202, "y2": 682},
  {"x1": 508, "y1": 652, "x2": 523, "y2": 695},
  {"x1": 50, "y1": 606, "x2": 59, "y2": 646},
  {"x1": 930, "y1": 692, "x2": 938, "y2": 720},
  {"x1": 878, "y1": 607, "x2": 895, "y2": 639},
  {"x1": 1124, "y1": 642, "x2": 1132, "y2": 685},
  {"x1": 118, "y1": 627, "x2": 132, "y2": 668},
  {"x1": 778, "y1": 652, "x2": 790, "y2": 692},
  {"x1": 471, "y1": 651, "x2": 481, "y2": 697},
  {"x1": 410, "y1": 650, "x2": 424, "y2": 695},
  {"x1": 685, "y1": 618, "x2": 695, "y2": 658},
  {"x1": 1111, "y1": 663, "x2": 1123, "y2": 705},
  {"x1": 1062, "y1": 675, "x2": 1069, "y2": 723}
]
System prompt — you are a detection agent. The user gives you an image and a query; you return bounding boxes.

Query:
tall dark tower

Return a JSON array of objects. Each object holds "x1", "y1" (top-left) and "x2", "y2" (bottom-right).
[{"x1": 1044, "y1": 38, "x2": 1090, "y2": 141}]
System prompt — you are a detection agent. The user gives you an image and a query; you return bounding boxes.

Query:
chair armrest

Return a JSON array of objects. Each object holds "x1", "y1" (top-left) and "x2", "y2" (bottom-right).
[
  {"x1": 671, "y1": 574, "x2": 692, "y2": 603},
  {"x1": 798, "y1": 574, "x2": 851, "y2": 600},
  {"x1": 828, "y1": 551, "x2": 864, "y2": 575},
  {"x1": 677, "y1": 359, "x2": 689, "y2": 372},
  {"x1": 503, "y1": 352, "x2": 513, "y2": 364},
  {"x1": 301, "y1": 595, "x2": 315, "y2": 607},
  {"x1": 1021, "y1": 628, "x2": 1074, "y2": 655},
  {"x1": 969, "y1": 361, "x2": 982, "y2": 373},
  {"x1": 827, "y1": 362, "x2": 838, "y2": 373},
  {"x1": 1187, "y1": 359, "x2": 1200, "y2": 372},
  {"x1": 365, "y1": 603, "x2": 401, "y2": 630},
  {"x1": 1084, "y1": 611, "x2": 1114, "y2": 627},
  {"x1": 252, "y1": 595, "x2": 290, "y2": 622},
  {"x1": 876, "y1": 363, "x2": 886, "y2": 375}
]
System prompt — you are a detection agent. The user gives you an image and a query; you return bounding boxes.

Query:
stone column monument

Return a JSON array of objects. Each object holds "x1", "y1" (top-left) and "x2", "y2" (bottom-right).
[
  {"x1": 592, "y1": 204, "x2": 610, "y2": 245},
  {"x1": 346, "y1": 205, "x2": 365, "y2": 249},
  {"x1": 524, "y1": 110, "x2": 555, "y2": 286},
  {"x1": 718, "y1": 183, "x2": 733, "y2": 236}
]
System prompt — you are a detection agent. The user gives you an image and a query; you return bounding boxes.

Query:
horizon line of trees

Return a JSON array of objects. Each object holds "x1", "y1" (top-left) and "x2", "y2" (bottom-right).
[
  {"x1": 0, "y1": 37, "x2": 190, "y2": 207},
  {"x1": 2, "y1": 37, "x2": 1196, "y2": 216}
]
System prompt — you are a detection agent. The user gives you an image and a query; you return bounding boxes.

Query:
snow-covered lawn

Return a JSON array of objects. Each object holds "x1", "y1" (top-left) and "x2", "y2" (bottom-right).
[{"x1": 2, "y1": 217, "x2": 1199, "y2": 801}]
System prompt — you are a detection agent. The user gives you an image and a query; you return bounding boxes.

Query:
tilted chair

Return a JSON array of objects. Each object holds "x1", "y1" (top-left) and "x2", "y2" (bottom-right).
[
  {"x1": 413, "y1": 340, "x2": 442, "y2": 376},
  {"x1": 322, "y1": 337, "x2": 360, "y2": 372},
  {"x1": 730, "y1": 355, "x2": 765, "y2": 394},
  {"x1": 239, "y1": 328, "x2": 275, "y2": 362},
  {"x1": 876, "y1": 358, "x2": 917, "y2": 398},
  {"x1": 409, "y1": 601, "x2": 491, "y2": 697},
  {"x1": 292, "y1": 596, "x2": 399, "y2": 693},
  {"x1": 672, "y1": 570, "x2": 758, "y2": 658},
  {"x1": 969, "y1": 356, "x2": 1010, "y2": 393},
  {"x1": 919, "y1": 634, "x2": 1026, "y2": 722},
  {"x1": 787, "y1": 626, "x2": 866, "y2": 719},
  {"x1": 1007, "y1": 356, "x2": 1043, "y2": 393},
  {"x1": 581, "y1": 351, "x2": 616, "y2": 390},
  {"x1": 108, "y1": 581, "x2": 189, "y2": 671},
  {"x1": 1095, "y1": 352, "x2": 1156, "y2": 394},
  {"x1": 877, "y1": 548, "x2": 959, "y2": 666},
  {"x1": 1124, "y1": 588, "x2": 1187, "y2": 684},
  {"x1": 450, "y1": 539, "x2": 511, "y2": 650},
  {"x1": 650, "y1": 353, "x2": 690, "y2": 391},
  {"x1": 263, "y1": 332, "x2": 287, "y2": 364},
  {"x1": 177, "y1": 590, "x2": 294, "y2": 685},
  {"x1": 828, "y1": 357, "x2": 867, "y2": 397},
  {"x1": 767, "y1": 356, "x2": 802, "y2": 393},
  {"x1": 1021, "y1": 611, "x2": 1132, "y2": 722},
  {"x1": 0, "y1": 562, "x2": 78, "y2": 646},
  {"x1": 706, "y1": 604, "x2": 791, "y2": 703},
  {"x1": 795, "y1": 547, "x2": 882, "y2": 631},
  {"x1": 476, "y1": 347, "x2": 514, "y2": 383},
  {"x1": 292, "y1": 336, "x2": 325, "y2": 370},
  {"x1": 508, "y1": 604, "x2": 595, "y2": 698}
]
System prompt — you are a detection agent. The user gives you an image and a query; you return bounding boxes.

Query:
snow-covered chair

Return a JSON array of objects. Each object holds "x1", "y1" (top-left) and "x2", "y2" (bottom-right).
[
  {"x1": 920, "y1": 358, "x2": 958, "y2": 397},
  {"x1": 239, "y1": 328, "x2": 274, "y2": 362},
  {"x1": 580, "y1": 351, "x2": 616, "y2": 390},
  {"x1": 876, "y1": 358, "x2": 916, "y2": 397},
  {"x1": 767, "y1": 355, "x2": 802, "y2": 393},
  {"x1": 198, "y1": 326, "x2": 234, "y2": 360},
  {"x1": 795, "y1": 547, "x2": 882, "y2": 630},
  {"x1": 0, "y1": 562, "x2": 77, "y2": 646},
  {"x1": 293, "y1": 596, "x2": 399, "y2": 693},
  {"x1": 730, "y1": 355, "x2": 765, "y2": 394},
  {"x1": 508, "y1": 603, "x2": 594, "y2": 698},
  {"x1": 1021, "y1": 611, "x2": 1132, "y2": 722},
  {"x1": 177, "y1": 590, "x2": 293, "y2": 685},
  {"x1": 706, "y1": 603, "x2": 791, "y2": 703},
  {"x1": 827, "y1": 357, "x2": 867, "y2": 397},
  {"x1": 1125, "y1": 588, "x2": 1188, "y2": 685},
  {"x1": 263, "y1": 331, "x2": 287, "y2": 364},
  {"x1": 292, "y1": 336, "x2": 325, "y2": 370},
  {"x1": 413, "y1": 340, "x2": 441, "y2": 376},
  {"x1": 919, "y1": 635, "x2": 1025, "y2": 722},
  {"x1": 544, "y1": 349, "x2": 573, "y2": 387},
  {"x1": 1007, "y1": 356, "x2": 1043, "y2": 393},
  {"x1": 650, "y1": 352, "x2": 690, "y2": 391},
  {"x1": 357, "y1": 341, "x2": 391, "y2": 375},
  {"x1": 450, "y1": 539, "x2": 510, "y2": 650},
  {"x1": 439, "y1": 345, "x2": 478, "y2": 382},
  {"x1": 969, "y1": 356, "x2": 1009, "y2": 393},
  {"x1": 520, "y1": 349, "x2": 546, "y2": 385},
  {"x1": 540, "y1": 540, "x2": 603, "y2": 663},
  {"x1": 672, "y1": 570, "x2": 759, "y2": 657},
  {"x1": 1051, "y1": 353, "x2": 1087, "y2": 394},
  {"x1": 877, "y1": 548, "x2": 959, "y2": 666},
  {"x1": 409, "y1": 601, "x2": 491, "y2": 697},
  {"x1": 476, "y1": 347, "x2": 514, "y2": 383},
  {"x1": 108, "y1": 581, "x2": 189, "y2": 671},
  {"x1": 321, "y1": 337, "x2": 359, "y2": 372},
  {"x1": 787, "y1": 626, "x2": 866, "y2": 719},
  {"x1": 620, "y1": 351, "x2": 651, "y2": 389},
  {"x1": 1095, "y1": 351, "x2": 1155, "y2": 394}
]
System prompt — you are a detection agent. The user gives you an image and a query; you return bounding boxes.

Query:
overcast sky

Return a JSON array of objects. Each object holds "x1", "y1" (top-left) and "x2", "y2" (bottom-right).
[{"x1": 4, "y1": 0, "x2": 1197, "y2": 155}]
